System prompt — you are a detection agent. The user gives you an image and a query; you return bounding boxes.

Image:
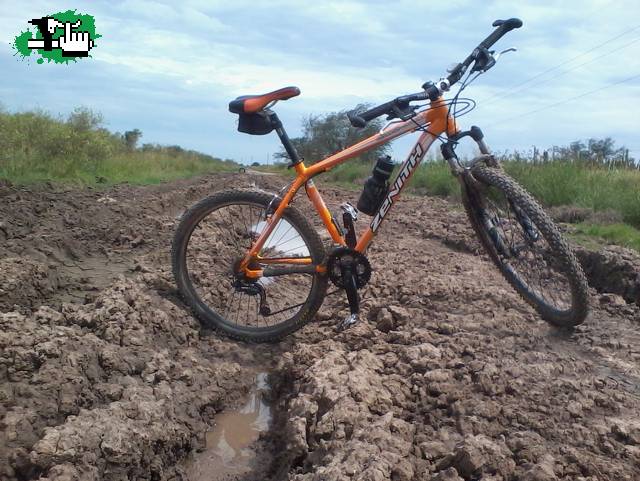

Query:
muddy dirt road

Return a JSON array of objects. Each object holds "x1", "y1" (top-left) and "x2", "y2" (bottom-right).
[{"x1": 1, "y1": 173, "x2": 639, "y2": 481}]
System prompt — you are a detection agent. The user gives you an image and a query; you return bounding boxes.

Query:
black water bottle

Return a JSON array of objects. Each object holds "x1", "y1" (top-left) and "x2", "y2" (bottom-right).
[{"x1": 357, "y1": 155, "x2": 394, "y2": 216}]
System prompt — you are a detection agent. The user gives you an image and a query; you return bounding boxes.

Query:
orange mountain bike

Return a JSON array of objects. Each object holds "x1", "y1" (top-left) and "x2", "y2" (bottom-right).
[{"x1": 172, "y1": 18, "x2": 589, "y2": 342}]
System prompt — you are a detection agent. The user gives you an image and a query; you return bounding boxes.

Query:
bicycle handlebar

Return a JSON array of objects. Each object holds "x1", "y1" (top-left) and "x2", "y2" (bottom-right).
[
  {"x1": 347, "y1": 91, "x2": 428, "y2": 128},
  {"x1": 481, "y1": 18, "x2": 523, "y2": 49},
  {"x1": 348, "y1": 18, "x2": 522, "y2": 128}
]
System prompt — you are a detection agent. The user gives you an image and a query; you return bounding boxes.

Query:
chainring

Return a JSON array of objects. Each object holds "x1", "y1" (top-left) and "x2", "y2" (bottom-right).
[{"x1": 326, "y1": 247, "x2": 372, "y2": 289}]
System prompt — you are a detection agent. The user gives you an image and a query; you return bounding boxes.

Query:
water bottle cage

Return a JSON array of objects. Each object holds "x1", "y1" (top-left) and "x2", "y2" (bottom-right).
[
  {"x1": 357, "y1": 180, "x2": 389, "y2": 216},
  {"x1": 357, "y1": 155, "x2": 395, "y2": 216}
]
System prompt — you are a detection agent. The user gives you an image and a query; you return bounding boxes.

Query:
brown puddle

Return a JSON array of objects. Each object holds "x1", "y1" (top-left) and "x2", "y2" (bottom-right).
[{"x1": 185, "y1": 372, "x2": 272, "y2": 480}]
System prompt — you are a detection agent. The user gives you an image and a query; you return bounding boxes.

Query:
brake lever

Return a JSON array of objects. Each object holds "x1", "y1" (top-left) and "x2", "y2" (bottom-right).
[
  {"x1": 471, "y1": 47, "x2": 495, "y2": 73},
  {"x1": 494, "y1": 47, "x2": 517, "y2": 63},
  {"x1": 472, "y1": 46, "x2": 518, "y2": 73},
  {"x1": 386, "y1": 104, "x2": 418, "y2": 122}
]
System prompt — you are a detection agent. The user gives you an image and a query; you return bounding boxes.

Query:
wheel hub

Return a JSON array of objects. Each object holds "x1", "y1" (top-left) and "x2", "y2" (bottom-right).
[{"x1": 231, "y1": 257, "x2": 260, "y2": 282}]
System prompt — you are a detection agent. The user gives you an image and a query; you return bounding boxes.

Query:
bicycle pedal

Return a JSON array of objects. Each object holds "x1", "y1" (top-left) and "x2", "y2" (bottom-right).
[{"x1": 336, "y1": 313, "x2": 359, "y2": 332}]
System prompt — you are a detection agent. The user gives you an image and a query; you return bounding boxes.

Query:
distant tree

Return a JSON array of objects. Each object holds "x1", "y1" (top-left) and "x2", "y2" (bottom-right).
[
  {"x1": 251, "y1": 161, "x2": 260, "y2": 167},
  {"x1": 67, "y1": 107, "x2": 104, "y2": 132},
  {"x1": 568, "y1": 141, "x2": 585, "y2": 161},
  {"x1": 274, "y1": 104, "x2": 390, "y2": 164},
  {"x1": 123, "y1": 128, "x2": 142, "y2": 150},
  {"x1": 546, "y1": 137, "x2": 635, "y2": 168},
  {"x1": 166, "y1": 145, "x2": 184, "y2": 157},
  {"x1": 587, "y1": 137, "x2": 616, "y2": 162}
]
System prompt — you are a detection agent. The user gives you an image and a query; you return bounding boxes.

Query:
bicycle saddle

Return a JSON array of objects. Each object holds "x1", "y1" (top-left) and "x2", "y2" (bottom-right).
[{"x1": 229, "y1": 86, "x2": 300, "y2": 114}]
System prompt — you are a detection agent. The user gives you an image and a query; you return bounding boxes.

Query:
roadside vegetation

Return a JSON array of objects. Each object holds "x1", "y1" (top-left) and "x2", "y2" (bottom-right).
[
  {"x1": 0, "y1": 107, "x2": 236, "y2": 185},
  {"x1": 263, "y1": 109, "x2": 640, "y2": 252}
]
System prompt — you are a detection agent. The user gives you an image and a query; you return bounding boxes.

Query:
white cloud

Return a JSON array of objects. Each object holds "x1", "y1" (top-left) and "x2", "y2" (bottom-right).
[{"x1": 1, "y1": 0, "x2": 639, "y2": 161}]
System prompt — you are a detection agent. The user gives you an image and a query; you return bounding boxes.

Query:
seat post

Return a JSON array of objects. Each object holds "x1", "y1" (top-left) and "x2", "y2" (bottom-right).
[{"x1": 268, "y1": 112, "x2": 303, "y2": 167}]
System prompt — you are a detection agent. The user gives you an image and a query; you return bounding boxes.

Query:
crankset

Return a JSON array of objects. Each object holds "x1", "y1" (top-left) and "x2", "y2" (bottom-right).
[{"x1": 327, "y1": 247, "x2": 372, "y2": 330}]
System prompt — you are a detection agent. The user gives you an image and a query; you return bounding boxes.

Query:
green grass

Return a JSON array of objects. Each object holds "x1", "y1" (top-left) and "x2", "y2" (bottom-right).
[
  {"x1": 0, "y1": 108, "x2": 236, "y2": 185},
  {"x1": 410, "y1": 161, "x2": 457, "y2": 197},
  {"x1": 264, "y1": 157, "x2": 640, "y2": 252},
  {"x1": 283, "y1": 159, "x2": 640, "y2": 229},
  {"x1": 505, "y1": 161, "x2": 640, "y2": 228},
  {"x1": 3, "y1": 150, "x2": 233, "y2": 185},
  {"x1": 573, "y1": 223, "x2": 640, "y2": 252},
  {"x1": 14, "y1": 104, "x2": 634, "y2": 251}
]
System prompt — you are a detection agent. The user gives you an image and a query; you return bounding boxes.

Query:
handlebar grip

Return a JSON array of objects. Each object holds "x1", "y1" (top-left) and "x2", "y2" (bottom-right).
[
  {"x1": 347, "y1": 112, "x2": 367, "y2": 128},
  {"x1": 479, "y1": 18, "x2": 523, "y2": 49},
  {"x1": 348, "y1": 100, "x2": 395, "y2": 128}
]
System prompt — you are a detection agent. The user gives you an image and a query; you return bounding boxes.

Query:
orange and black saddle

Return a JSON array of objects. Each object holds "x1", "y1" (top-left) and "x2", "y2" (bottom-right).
[{"x1": 228, "y1": 86, "x2": 300, "y2": 114}]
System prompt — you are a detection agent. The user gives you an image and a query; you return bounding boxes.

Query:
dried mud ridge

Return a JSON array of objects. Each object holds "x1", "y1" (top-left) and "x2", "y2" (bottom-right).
[{"x1": 1, "y1": 174, "x2": 639, "y2": 481}]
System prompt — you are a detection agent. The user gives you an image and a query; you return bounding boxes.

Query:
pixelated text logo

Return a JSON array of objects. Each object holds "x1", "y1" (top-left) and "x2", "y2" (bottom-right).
[{"x1": 12, "y1": 10, "x2": 100, "y2": 64}]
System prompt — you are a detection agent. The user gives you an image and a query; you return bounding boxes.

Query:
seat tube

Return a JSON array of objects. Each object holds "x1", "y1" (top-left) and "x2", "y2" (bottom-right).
[
  {"x1": 305, "y1": 180, "x2": 345, "y2": 244},
  {"x1": 269, "y1": 112, "x2": 302, "y2": 167}
]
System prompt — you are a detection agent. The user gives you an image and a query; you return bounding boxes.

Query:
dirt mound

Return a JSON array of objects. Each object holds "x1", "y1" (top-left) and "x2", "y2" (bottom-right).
[
  {"x1": 575, "y1": 245, "x2": 640, "y2": 305},
  {"x1": 0, "y1": 174, "x2": 284, "y2": 311},
  {"x1": 274, "y1": 234, "x2": 640, "y2": 480},
  {"x1": 2, "y1": 172, "x2": 640, "y2": 480},
  {"x1": 0, "y1": 273, "x2": 261, "y2": 480},
  {"x1": 0, "y1": 257, "x2": 60, "y2": 313}
]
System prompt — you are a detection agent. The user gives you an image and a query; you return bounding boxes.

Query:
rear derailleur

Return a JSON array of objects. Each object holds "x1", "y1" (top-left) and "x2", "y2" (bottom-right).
[{"x1": 232, "y1": 279, "x2": 271, "y2": 316}]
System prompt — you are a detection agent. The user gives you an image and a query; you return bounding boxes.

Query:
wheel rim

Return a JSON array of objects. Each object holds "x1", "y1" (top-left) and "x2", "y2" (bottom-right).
[
  {"x1": 479, "y1": 186, "x2": 575, "y2": 314},
  {"x1": 184, "y1": 201, "x2": 316, "y2": 330}
]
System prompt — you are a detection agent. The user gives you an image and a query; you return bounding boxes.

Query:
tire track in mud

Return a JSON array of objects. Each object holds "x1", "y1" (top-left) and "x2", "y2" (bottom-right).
[{"x1": 1, "y1": 173, "x2": 639, "y2": 480}]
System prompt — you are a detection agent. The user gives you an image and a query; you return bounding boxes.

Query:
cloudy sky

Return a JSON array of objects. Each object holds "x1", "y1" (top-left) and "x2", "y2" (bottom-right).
[{"x1": 1, "y1": 0, "x2": 639, "y2": 164}]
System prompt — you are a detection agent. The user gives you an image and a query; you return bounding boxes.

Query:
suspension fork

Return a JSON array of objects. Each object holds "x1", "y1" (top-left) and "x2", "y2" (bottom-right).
[{"x1": 459, "y1": 170, "x2": 510, "y2": 257}]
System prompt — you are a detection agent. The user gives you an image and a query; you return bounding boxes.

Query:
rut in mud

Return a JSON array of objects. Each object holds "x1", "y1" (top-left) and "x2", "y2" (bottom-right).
[{"x1": 1, "y1": 173, "x2": 639, "y2": 481}]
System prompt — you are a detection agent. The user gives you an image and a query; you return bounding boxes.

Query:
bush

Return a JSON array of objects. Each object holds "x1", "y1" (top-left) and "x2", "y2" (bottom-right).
[
  {"x1": 0, "y1": 108, "x2": 235, "y2": 184},
  {"x1": 280, "y1": 155, "x2": 640, "y2": 231}
]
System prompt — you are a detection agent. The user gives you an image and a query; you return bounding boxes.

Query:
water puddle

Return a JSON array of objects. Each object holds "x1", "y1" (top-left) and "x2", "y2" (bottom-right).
[{"x1": 185, "y1": 372, "x2": 272, "y2": 480}]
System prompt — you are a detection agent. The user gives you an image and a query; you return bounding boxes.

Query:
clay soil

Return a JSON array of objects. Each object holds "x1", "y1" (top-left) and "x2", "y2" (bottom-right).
[{"x1": 1, "y1": 173, "x2": 639, "y2": 481}]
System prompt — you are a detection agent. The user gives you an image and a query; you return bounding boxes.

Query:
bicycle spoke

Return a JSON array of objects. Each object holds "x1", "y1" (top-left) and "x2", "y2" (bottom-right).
[
  {"x1": 185, "y1": 199, "x2": 317, "y2": 330},
  {"x1": 268, "y1": 222, "x2": 294, "y2": 251},
  {"x1": 482, "y1": 185, "x2": 572, "y2": 312}
]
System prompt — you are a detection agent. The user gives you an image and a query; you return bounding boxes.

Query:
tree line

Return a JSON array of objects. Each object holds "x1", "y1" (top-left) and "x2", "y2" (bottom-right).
[{"x1": 274, "y1": 106, "x2": 636, "y2": 169}]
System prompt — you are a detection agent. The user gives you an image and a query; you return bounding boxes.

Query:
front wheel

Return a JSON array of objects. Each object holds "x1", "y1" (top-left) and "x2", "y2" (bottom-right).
[
  {"x1": 462, "y1": 165, "x2": 589, "y2": 327},
  {"x1": 172, "y1": 189, "x2": 328, "y2": 342}
]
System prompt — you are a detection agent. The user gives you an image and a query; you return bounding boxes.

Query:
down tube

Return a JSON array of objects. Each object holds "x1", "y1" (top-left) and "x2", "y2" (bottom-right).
[{"x1": 355, "y1": 132, "x2": 437, "y2": 252}]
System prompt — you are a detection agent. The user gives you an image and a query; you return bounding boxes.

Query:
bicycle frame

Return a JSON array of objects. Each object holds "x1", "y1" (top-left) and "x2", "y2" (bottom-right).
[{"x1": 241, "y1": 97, "x2": 459, "y2": 278}]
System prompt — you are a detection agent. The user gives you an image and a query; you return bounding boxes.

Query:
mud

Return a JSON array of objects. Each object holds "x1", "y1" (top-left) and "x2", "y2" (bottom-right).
[
  {"x1": 185, "y1": 372, "x2": 272, "y2": 481},
  {"x1": 1, "y1": 172, "x2": 640, "y2": 480},
  {"x1": 574, "y1": 245, "x2": 640, "y2": 305}
]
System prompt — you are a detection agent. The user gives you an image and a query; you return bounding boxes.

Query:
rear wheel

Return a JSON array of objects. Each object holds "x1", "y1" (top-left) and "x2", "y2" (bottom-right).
[
  {"x1": 172, "y1": 189, "x2": 327, "y2": 342},
  {"x1": 462, "y1": 165, "x2": 589, "y2": 327}
]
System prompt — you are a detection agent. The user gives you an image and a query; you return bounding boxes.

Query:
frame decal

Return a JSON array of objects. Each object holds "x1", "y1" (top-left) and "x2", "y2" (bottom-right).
[
  {"x1": 242, "y1": 98, "x2": 458, "y2": 269},
  {"x1": 371, "y1": 141, "x2": 425, "y2": 232}
]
